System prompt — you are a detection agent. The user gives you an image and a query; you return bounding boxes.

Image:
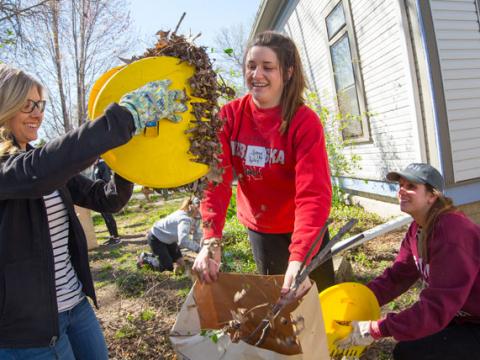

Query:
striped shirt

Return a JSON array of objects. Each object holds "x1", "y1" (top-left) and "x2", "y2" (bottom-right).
[{"x1": 44, "y1": 190, "x2": 84, "y2": 312}]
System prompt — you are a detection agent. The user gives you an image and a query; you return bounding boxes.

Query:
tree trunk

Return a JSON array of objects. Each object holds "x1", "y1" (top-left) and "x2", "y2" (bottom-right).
[
  {"x1": 78, "y1": 0, "x2": 86, "y2": 126},
  {"x1": 50, "y1": 0, "x2": 71, "y2": 132},
  {"x1": 72, "y1": 0, "x2": 87, "y2": 126}
]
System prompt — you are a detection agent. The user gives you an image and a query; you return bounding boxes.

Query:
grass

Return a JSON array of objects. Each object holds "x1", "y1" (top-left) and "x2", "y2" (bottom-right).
[
  {"x1": 94, "y1": 187, "x2": 384, "y2": 270},
  {"x1": 218, "y1": 196, "x2": 386, "y2": 275},
  {"x1": 90, "y1": 189, "x2": 410, "y2": 359}
]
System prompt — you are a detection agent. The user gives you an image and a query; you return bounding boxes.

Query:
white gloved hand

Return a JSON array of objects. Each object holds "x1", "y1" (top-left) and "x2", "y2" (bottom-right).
[
  {"x1": 281, "y1": 260, "x2": 311, "y2": 298},
  {"x1": 335, "y1": 321, "x2": 375, "y2": 349}
]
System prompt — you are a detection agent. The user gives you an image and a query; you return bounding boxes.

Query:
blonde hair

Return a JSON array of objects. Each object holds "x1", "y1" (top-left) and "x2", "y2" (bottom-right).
[
  {"x1": 420, "y1": 186, "x2": 456, "y2": 262},
  {"x1": 0, "y1": 64, "x2": 44, "y2": 158},
  {"x1": 179, "y1": 197, "x2": 200, "y2": 216},
  {"x1": 179, "y1": 198, "x2": 192, "y2": 212}
]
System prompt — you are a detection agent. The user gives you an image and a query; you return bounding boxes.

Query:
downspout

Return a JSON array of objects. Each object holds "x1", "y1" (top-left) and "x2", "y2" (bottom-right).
[{"x1": 414, "y1": 0, "x2": 444, "y2": 175}]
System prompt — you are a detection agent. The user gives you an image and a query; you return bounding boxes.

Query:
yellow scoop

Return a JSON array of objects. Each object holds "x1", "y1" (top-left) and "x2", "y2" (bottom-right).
[
  {"x1": 319, "y1": 282, "x2": 380, "y2": 358},
  {"x1": 87, "y1": 65, "x2": 124, "y2": 120},
  {"x1": 89, "y1": 56, "x2": 209, "y2": 188}
]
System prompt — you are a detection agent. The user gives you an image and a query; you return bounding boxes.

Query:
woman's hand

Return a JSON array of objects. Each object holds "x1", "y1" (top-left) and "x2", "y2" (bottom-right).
[
  {"x1": 281, "y1": 260, "x2": 312, "y2": 299},
  {"x1": 192, "y1": 237, "x2": 222, "y2": 283},
  {"x1": 335, "y1": 321, "x2": 377, "y2": 349},
  {"x1": 119, "y1": 79, "x2": 187, "y2": 134}
]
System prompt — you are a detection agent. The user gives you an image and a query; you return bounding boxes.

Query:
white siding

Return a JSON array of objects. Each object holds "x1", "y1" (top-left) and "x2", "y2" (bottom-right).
[
  {"x1": 281, "y1": 0, "x2": 421, "y2": 180},
  {"x1": 431, "y1": 0, "x2": 480, "y2": 182}
]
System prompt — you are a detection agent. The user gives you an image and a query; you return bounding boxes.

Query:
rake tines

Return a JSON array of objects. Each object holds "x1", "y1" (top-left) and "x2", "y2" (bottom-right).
[{"x1": 330, "y1": 346, "x2": 362, "y2": 359}]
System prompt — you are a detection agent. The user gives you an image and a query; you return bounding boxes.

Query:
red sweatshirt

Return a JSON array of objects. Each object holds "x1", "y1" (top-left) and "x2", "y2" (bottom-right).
[
  {"x1": 201, "y1": 94, "x2": 332, "y2": 262},
  {"x1": 367, "y1": 212, "x2": 480, "y2": 341}
]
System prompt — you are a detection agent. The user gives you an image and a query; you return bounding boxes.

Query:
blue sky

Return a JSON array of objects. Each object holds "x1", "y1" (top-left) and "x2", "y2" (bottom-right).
[{"x1": 128, "y1": 0, "x2": 262, "y2": 52}]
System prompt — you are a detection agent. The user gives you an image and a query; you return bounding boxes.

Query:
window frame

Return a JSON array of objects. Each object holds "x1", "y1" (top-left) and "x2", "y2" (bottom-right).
[
  {"x1": 475, "y1": 0, "x2": 480, "y2": 32},
  {"x1": 325, "y1": 0, "x2": 371, "y2": 143}
]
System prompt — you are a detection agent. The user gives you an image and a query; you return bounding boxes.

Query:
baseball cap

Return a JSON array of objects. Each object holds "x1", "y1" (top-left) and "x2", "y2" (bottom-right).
[{"x1": 386, "y1": 163, "x2": 444, "y2": 193}]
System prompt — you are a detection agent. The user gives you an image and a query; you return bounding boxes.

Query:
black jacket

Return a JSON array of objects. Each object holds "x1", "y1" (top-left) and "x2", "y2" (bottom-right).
[
  {"x1": 94, "y1": 159, "x2": 112, "y2": 182},
  {"x1": 0, "y1": 104, "x2": 135, "y2": 348}
]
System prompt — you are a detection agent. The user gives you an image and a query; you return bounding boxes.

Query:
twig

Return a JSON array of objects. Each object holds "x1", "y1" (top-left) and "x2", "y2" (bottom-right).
[
  {"x1": 142, "y1": 279, "x2": 168, "y2": 300},
  {"x1": 0, "y1": 0, "x2": 50, "y2": 22},
  {"x1": 241, "y1": 220, "x2": 331, "y2": 345},
  {"x1": 243, "y1": 218, "x2": 358, "y2": 347},
  {"x1": 172, "y1": 12, "x2": 186, "y2": 36},
  {"x1": 191, "y1": 32, "x2": 202, "y2": 42}
]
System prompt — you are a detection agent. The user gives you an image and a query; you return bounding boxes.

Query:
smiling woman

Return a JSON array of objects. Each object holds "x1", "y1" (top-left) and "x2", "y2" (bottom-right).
[
  {"x1": 336, "y1": 163, "x2": 480, "y2": 360},
  {"x1": 0, "y1": 67, "x2": 45, "y2": 156},
  {"x1": 193, "y1": 31, "x2": 335, "y2": 297},
  {"x1": 5, "y1": 88, "x2": 45, "y2": 150},
  {"x1": 0, "y1": 63, "x2": 189, "y2": 358},
  {"x1": 245, "y1": 46, "x2": 285, "y2": 109}
]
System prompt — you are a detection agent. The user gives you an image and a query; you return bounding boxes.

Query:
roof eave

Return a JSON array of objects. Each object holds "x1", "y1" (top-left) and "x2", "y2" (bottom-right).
[{"x1": 249, "y1": 0, "x2": 289, "y2": 41}]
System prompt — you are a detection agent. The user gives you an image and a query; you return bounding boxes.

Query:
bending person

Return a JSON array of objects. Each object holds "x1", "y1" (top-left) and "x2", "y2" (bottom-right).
[
  {"x1": 138, "y1": 197, "x2": 202, "y2": 273},
  {"x1": 193, "y1": 31, "x2": 334, "y2": 296},
  {"x1": 0, "y1": 64, "x2": 187, "y2": 359},
  {"x1": 337, "y1": 163, "x2": 480, "y2": 360}
]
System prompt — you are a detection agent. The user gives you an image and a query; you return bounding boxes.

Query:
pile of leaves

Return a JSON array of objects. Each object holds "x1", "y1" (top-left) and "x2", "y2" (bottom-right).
[{"x1": 133, "y1": 21, "x2": 235, "y2": 199}]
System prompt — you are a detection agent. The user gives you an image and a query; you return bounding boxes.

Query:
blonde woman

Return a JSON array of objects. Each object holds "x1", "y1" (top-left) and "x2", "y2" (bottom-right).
[
  {"x1": 138, "y1": 197, "x2": 202, "y2": 273},
  {"x1": 0, "y1": 64, "x2": 187, "y2": 359}
]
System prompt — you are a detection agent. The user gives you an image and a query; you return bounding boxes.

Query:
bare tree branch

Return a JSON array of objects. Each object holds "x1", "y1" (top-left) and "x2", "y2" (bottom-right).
[
  {"x1": 2, "y1": 0, "x2": 135, "y2": 136},
  {"x1": 0, "y1": 0, "x2": 50, "y2": 22},
  {"x1": 214, "y1": 23, "x2": 247, "y2": 68}
]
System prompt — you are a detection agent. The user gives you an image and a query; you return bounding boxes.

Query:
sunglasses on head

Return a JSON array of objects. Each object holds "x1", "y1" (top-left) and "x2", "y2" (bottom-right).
[{"x1": 21, "y1": 99, "x2": 46, "y2": 114}]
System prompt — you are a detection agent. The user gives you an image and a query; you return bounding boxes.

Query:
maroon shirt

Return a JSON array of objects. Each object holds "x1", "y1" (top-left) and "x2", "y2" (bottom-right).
[{"x1": 368, "y1": 212, "x2": 480, "y2": 341}]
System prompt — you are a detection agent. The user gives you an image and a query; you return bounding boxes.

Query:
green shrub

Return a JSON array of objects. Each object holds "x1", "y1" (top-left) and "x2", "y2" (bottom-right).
[
  {"x1": 139, "y1": 309, "x2": 156, "y2": 321},
  {"x1": 226, "y1": 194, "x2": 237, "y2": 220},
  {"x1": 115, "y1": 272, "x2": 146, "y2": 297}
]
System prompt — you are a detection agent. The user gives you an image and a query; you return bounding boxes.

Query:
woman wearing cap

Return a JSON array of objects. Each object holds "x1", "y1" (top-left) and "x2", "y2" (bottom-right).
[
  {"x1": 138, "y1": 197, "x2": 202, "y2": 274},
  {"x1": 337, "y1": 163, "x2": 480, "y2": 359},
  {"x1": 0, "y1": 64, "x2": 187, "y2": 358}
]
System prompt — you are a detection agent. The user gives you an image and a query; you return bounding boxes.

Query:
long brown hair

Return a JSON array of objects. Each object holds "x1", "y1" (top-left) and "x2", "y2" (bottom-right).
[
  {"x1": 0, "y1": 64, "x2": 44, "y2": 157},
  {"x1": 244, "y1": 31, "x2": 306, "y2": 134},
  {"x1": 420, "y1": 185, "x2": 456, "y2": 262}
]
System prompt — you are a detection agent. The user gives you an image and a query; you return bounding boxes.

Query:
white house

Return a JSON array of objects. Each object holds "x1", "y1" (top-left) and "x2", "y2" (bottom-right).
[{"x1": 250, "y1": 0, "x2": 480, "y2": 222}]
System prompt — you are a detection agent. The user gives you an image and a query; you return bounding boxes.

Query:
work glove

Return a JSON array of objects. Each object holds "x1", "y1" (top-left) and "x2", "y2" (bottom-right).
[
  {"x1": 335, "y1": 320, "x2": 376, "y2": 349},
  {"x1": 119, "y1": 79, "x2": 188, "y2": 134},
  {"x1": 192, "y1": 237, "x2": 222, "y2": 283},
  {"x1": 281, "y1": 260, "x2": 312, "y2": 299}
]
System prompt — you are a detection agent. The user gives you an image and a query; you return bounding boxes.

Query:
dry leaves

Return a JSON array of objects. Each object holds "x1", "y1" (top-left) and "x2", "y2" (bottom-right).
[{"x1": 133, "y1": 29, "x2": 235, "y2": 201}]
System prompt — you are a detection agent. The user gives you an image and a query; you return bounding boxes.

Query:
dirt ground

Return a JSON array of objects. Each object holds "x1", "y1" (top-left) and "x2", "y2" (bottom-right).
[
  {"x1": 90, "y1": 235, "x2": 186, "y2": 360},
  {"x1": 89, "y1": 225, "x2": 410, "y2": 360}
]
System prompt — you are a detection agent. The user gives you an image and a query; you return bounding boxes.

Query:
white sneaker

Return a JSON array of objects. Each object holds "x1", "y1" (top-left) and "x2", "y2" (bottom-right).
[{"x1": 136, "y1": 252, "x2": 146, "y2": 269}]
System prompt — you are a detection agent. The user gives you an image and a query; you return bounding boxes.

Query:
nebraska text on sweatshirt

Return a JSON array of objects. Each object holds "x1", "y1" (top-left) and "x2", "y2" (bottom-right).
[{"x1": 200, "y1": 94, "x2": 332, "y2": 262}]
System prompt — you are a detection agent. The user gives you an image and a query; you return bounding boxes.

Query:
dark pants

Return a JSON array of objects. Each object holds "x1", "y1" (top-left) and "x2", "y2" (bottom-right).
[
  {"x1": 101, "y1": 212, "x2": 118, "y2": 238},
  {"x1": 247, "y1": 228, "x2": 335, "y2": 292},
  {"x1": 147, "y1": 233, "x2": 182, "y2": 271},
  {"x1": 393, "y1": 322, "x2": 480, "y2": 360}
]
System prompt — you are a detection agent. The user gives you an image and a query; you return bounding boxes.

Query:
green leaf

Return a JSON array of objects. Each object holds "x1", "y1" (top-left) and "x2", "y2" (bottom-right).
[
  {"x1": 211, "y1": 333, "x2": 219, "y2": 343},
  {"x1": 223, "y1": 48, "x2": 234, "y2": 56}
]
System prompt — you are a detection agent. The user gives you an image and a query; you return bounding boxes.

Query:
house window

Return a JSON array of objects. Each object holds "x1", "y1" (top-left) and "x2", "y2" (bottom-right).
[{"x1": 326, "y1": 0, "x2": 370, "y2": 142}]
